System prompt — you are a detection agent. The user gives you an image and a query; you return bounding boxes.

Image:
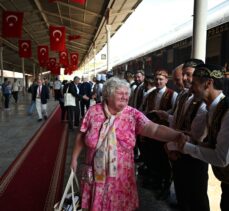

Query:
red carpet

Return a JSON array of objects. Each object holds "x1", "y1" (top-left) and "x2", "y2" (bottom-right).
[{"x1": 0, "y1": 106, "x2": 68, "y2": 211}]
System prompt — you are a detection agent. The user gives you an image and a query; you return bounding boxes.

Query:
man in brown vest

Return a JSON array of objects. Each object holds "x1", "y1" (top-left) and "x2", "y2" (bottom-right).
[
  {"x1": 156, "y1": 59, "x2": 210, "y2": 210},
  {"x1": 142, "y1": 68, "x2": 177, "y2": 200},
  {"x1": 173, "y1": 64, "x2": 229, "y2": 211}
]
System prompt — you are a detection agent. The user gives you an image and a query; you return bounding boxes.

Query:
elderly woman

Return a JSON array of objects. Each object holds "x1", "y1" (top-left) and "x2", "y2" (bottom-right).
[{"x1": 71, "y1": 77, "x2": 185, "y2": 211}]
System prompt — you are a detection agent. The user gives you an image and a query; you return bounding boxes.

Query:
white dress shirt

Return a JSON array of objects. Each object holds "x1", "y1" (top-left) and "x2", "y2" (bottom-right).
[
  {"x1": 36, "y1": 85, "x2": 42, "y2": 98},
  {"x1": 184, "y1": 92, "x2": 229, "y2": 167}
]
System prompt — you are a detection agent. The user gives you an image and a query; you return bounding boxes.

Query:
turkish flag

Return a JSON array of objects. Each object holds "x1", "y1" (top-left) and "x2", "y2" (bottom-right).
[
  {"x1": 59, "y1": 50, "x2": 69, "y2": 67},
  {"x1": 49, "y1": 26, "x2": 66, "y2": 51},
  {"x1": 68, "y1": 35, "x2": 81, "y2": 41},
  {"x1": 70, "y1": 52, "x2": 79, "y2": 66},
  {"x1": 18, "y1": 40, "x2": 31, "y2": 58},
  {"x1": 47, "y1": 57, "x2": 57, "y2": 70},
  {"x1": 64, "y1": 65, "x2": 76, "y2": 75},
  {"x1": 51, "y1": 63, "x2": 61, "y2": 75},
  {"x1": 70, "y1": 0, "x2": 85, "y2": 5},
  {"x1": 37, "y1": 45, "x2": 49, "y2": 66},
  {"x1": 2, "y1": 11, "x2": 23, "y2": 38}
]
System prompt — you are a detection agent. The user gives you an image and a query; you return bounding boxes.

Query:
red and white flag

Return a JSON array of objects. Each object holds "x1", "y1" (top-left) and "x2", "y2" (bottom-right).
[
  {"x1": 47, "y1": 58, "x2": 57, "y2": 70},
  {"x1": 49, "y1": 26, "x2": 66, "y2": 51},
  {"x1": 37, "y1": 45, "x2": 49, "y2": 66},
  {"x1": 59, "y1": 50, "x2": 69, "y2": 67},
  {"x1": 2, "y1": 11, "x2": 23, "y2": 38},
  {"x1": 64, "y1": 65, "x2": 76, "y2": 75},
  {"x1": 18, "y1": 40, "x2": 31, "y2": 58},
  {"x1": 51, "y1": 63, "x2": 61, "y2": 75},
  {"x1": 70, "y1": 52, "x2": 79, "y2": 66}
]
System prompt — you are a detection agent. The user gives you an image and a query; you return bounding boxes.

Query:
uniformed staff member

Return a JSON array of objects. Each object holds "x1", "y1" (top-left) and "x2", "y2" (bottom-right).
[
  {"x1": 142, "y1": 68, "x2": 177, "y2": 200},
  {"x1": 172, "y1": 64, "x2": 229, "y2": 211},
  {"x1": 156, "y1": 59, "x2": 210, "y2": 211}
]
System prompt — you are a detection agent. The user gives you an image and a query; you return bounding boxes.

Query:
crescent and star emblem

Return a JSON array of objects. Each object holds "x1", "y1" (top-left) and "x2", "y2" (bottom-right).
[
  {"x1": 40, "y1": 48, "x2": 47, "y2": 56},
  {"x1": 61, "y1": 52, "x2": 67, "y2": 58},
  {"x1": 21, "y1": 42, "x2": 29, "y2": 51},
  {"x1": 53, "y1": 30, "x2": 62, "y2": 42},
  {"x1": 6, "y1": 15, "x2": 18, "y2": 27},
  {"x1": 72, "y1": 55, "x2": 77, "y2": 60}
]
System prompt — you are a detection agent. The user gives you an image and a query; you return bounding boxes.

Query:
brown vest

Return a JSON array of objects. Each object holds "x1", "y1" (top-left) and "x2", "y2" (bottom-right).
[
  {"x1": 146, "y1": 88, "x2": 174, "y2": 125},
  {"x1": 205, "y1": 97, "x2": 229, "y2": 184},
  {"x1": 174, "y1": 94, "x2": 202, "y2": 131},
  {"x1": 146, "y1": 88, "x2": 174, "y2": 112}
]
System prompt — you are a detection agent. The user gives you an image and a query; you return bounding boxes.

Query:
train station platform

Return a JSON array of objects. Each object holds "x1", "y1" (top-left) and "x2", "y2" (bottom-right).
[{"x1": 0, "y1": 92, "x2": 221, "y2": 211}]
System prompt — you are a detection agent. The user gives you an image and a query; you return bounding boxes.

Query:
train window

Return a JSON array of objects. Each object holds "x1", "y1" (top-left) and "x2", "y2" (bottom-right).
[
  {"x1": 207, "y1": 34, "x2": 221, "y2": 57},
  {"x1": 167, "y1": 49, "x2": 174, "y2": 64}
]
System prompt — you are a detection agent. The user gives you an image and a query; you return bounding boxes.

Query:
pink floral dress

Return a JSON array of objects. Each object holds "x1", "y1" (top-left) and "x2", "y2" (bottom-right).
[{"x1": 80, "y1": 103, "x2": 150, "y2": 211}]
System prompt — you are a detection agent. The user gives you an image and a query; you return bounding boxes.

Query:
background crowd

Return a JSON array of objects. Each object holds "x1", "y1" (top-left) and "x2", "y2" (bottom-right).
[{"x1": 1, "y1": 60, "x2": 229, "y2": 211}]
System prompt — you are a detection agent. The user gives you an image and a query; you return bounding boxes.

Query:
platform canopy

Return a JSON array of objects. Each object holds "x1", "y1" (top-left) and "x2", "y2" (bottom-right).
[{"x1": 0, "y1": 0, "x2": 142, "y2": 75}]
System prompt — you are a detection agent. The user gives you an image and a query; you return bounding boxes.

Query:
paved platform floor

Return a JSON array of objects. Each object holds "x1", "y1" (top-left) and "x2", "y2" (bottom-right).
[{"x1": 0, "y1": 92, "x2": 221, "y2": 210}]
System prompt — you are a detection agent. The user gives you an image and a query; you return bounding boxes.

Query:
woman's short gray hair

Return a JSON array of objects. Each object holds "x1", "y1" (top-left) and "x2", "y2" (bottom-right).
[{"x1": 102, "y1": 77, "x2": 130, "y2": 102}]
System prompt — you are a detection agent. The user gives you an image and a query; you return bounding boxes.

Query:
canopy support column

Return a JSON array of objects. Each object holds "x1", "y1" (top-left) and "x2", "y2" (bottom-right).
[{"x1": 192, "y1": 0, "x2": 208, "y2": 61}]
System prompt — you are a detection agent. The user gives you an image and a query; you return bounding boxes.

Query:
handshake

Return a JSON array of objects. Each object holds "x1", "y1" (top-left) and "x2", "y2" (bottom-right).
[{"x1": 165, "y1": 132, "x2": 189, "y2": 160}]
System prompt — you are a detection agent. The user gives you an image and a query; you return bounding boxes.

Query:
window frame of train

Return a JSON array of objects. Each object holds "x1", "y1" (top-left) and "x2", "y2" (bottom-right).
[{"x1": 206, "y1": 22, "x2": 229, "y2": 65}]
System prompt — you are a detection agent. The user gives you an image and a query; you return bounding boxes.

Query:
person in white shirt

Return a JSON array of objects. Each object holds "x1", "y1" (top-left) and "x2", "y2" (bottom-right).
[
  {"x1": 54, "y1": 77, "x2": 62, "y2": 101},
  {"x1": 12, "y1": 78, "x2": 20, "y2": 103},
  {"x1": 172, "y1": 64, "x2": 229, "y2": 211},
  {"x1": 141, "y1": 69, "x2": 178, "y2": 200},
  {"x1": 32, "y1": 78, "x2": 49, "y2": 121},
  {"x1": 156, "y1": 59, "x2": 210, "y2": 211}
]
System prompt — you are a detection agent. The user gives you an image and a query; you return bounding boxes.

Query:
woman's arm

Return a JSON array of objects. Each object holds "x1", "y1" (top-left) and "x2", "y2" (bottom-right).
[
  {"x1": 140, "y1": 121, "x2": 185, "y2": 143},
  {"x1": 71, "y1": 131, "x2": 85, "y2": 172}
]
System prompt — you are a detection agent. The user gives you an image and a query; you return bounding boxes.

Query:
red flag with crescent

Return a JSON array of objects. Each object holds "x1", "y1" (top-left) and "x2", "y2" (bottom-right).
[
  {"x1": 51, "y1": 63, "x2": 61, "y2": 75},
  {"x1": 18, "y1": 40, "x2": 31, "y2": 58},
  {"x1": 59, "y1": 50, "x2": 69, "y2": 66},
  {"x1": 37, "y1": 45, "x2": 49, "y2": 66},
  {"x1": 49, "y1": 26, "x2": 66, "y2": 51},
  {"x1": 64, "y1": 65, "x2": 76, "y2": 75},
  {"x1": 70, "y1": 52, "x2": 79, "y2": 66},
  {"x1": 47, "y1": 57, "x2": 57, "y2": 70},
  {"x1": 2, "y1": 11, "x2": 23, "y2": 38}
]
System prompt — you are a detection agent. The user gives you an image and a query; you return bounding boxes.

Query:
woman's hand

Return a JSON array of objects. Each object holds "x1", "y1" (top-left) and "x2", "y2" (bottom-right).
[
  {"x1": 173, "y1": 133, "x2": 188, "y2": 152},
  {"x1": 164, "y1": 142, "x2": 180, "y2": 160}
]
